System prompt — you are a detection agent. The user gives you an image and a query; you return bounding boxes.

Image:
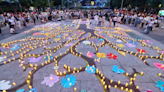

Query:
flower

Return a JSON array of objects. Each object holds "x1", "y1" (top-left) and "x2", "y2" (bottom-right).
[
  {"x1": 96, "y1": 52, "x2": 106, "y2": 58},
  {"x1": 45, "y1": 56, "x2": 53, "y2": 61},
  {"x1": 78, "y1": 32, "x2": 83, "y2": 34},
  {"x1": 61, "y1": 74, "x2": 76, "y2": 88},
  {"x1": 0, "y1": 57, "x2": 5, "y2": 63},
  {"x1": 144, "y1": 40, "x2": 153, "y2": 44},
  {"x1": 153, "y1": 63, "x2": 164, "y2": 71},
  {"x1": 129, "y1": 41, "x2": 138, "y2": 44},
  {"x1": 117, "y1": 44, "x2": 125, "y2": 48},
  {"x1": 155, "y1": 81, "x2": 164, "y2": 91},
  {"x1": 41, "y1": 74, "x2": 60, "y2": 87},
  {"x1": 85, "y1": 65, "x2": 96, "y2": 73},
  {"x1": 11, "y1": 44, "x2": 20, "y2": 50},
  {"x1": 125, "y1": 43, "x2": 136, "y2": 48},
  {"x1": 137, "y1": 48, "x2": 146, "y2": 53},
  {"x1": 107, "y1": 53, "x2": 118, "y2": 59},
  {"x1": 28, "y1": 57, "x2": 42, "y2": 63},
  {"x1": 54, "y1": 38, "x2": 61, "y2": 41},
  {"x1": 116, "y1": 39, "x2": 122, "y2": 43},
  {"x1": 27, "y1": 87, "x2": 37, "y2": 92},
  {"x1": 83, "y1": 41, "x2": 91, "y2": 45},
  {"x1": 99, "y1": 35, "x2": 105, "y2": 37},
  {"x1": 0, "y1": 80, "x2": 12, "y2": 90},
  {"x1": 54, "y1": 66, "x2": 59, "y2": 70},
  {"x1": 112, "y1": 65, "x2": 125, "y2": 74},
  {"x1": 65, "y1": 43, "x2": 74, "y2": 47},
  {"x1": 87, "y1": 51, "x2": 95, "y2": 58},
  {"x1": 99, "y1": 38, "x2": 104, "y2": 41},
  {"x1": 16, "y1": 89, "x2": 25, "y2": 92},
  {"x1": 146, "y1": 89, "x2": 153, "y2": 92}
]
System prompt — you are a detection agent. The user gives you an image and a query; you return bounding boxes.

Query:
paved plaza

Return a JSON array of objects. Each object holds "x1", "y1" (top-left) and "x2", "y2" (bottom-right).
[{"x1": 0, "y1": 19, "x2": 164, "y2": 92}]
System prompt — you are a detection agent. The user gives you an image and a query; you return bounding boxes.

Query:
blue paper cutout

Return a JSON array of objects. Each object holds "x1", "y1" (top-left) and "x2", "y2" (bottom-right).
[
  {"x1": 129, "y1": 40, "x2": 138, "y2": 44},
  {"x1": 99, "y1": 38, "x2": 104, "y2": 41},
  {"x1": 27, "y1": 88, "x2": 37, "y2": 92},
  {"x1": 155, "y1": 81, "x2": 164, "y2": 91},
  {"x1": 45, "y1": 56, "x2": 53, "y2": 60},
  {"x1": 16, "y1": 89, "x2": 25, "y2": 92},
  {"x1": 57, "y1": 35, "x2": 62, "y2": 37},
  {"x1": 112, "y1": 65, "x2": 125, "y2": 74},
  {"x1": 85, "y1": 66, "x2": 96, "y2": 73},
  {"x1": 11, "y1": 44, "x2": 20, "y2": 50},
  {"x1": 61, "y1": 74, "x2": 76, "y2": 88}
]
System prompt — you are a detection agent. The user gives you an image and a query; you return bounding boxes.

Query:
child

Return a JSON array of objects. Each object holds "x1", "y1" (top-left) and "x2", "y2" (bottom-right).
[{"x1": 10, "y1": 26, "x2": 17, "y2": 34}]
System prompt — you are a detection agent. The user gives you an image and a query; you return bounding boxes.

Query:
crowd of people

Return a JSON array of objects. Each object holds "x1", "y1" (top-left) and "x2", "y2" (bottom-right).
[{"x1": 0, "y1": 9, "x2": 164, "y2": 35}]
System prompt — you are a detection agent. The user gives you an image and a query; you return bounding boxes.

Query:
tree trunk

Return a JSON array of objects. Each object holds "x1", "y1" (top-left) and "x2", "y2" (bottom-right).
[{"x1": 0, "y1": 6, "x2": 3, "y2": 14}]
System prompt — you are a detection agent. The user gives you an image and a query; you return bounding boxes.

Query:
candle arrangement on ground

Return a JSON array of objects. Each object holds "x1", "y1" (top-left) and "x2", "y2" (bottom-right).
[{"x1": 0, "y1": 19, "x2": 164, "y2": 92}]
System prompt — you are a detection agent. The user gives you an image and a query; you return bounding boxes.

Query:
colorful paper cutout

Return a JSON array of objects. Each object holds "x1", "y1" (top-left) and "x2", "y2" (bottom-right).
[
  {"x1": 78, "y1": 32, "x2": 83, "y2": 34},
  {"x1": 99, "y1": 38, "x2": 104, "y2": 41},
  {"x1": 54, "y1": 38, "x2": 61, "y2": 41},
  {"x1": 0, "y1": 80, "x2": 12, "y2": 90},
  {"x1": 118, "y1": 51, "x2": 126, "y2": 57},
  {"x1": 11, "y1": 44, "x2": 20, "y2": 50},
  {"x1": 61, "y1": 74, "x2": 76, "y2": 88},
  {"x1": 107, "y1": 53, "x2": 118, "y2": 59},
  {"x1": 144, "y1": 40, "x2": 153, "y2": 44},
  {"x1": 155, "y1": 81, "x2": 164, "y2": 91},
  {"x1": 96, "y1": 52, "x2": 106, "y2": 58},
  {"x1": 129, "y1": 40, "x2": 138, "y2": 44},
  {"x1": 28, "y1": 57, "x2": 42, "y2": 63},
  {"x1": 116, "y1": 39, "x2": 122, "y2": 43},
  {"x1": 57, "y1": 35, "x2": 62, "y2": 37},
  {"x1": 41, "y1": 74, "x2": 60, "y2": 87},
  {"x1": 117, "y1": 44, "x2": 125, "y2": 48},
  {"x1": 45, "y1": 56, "x2": 53, "y2": 61},
  {"x1": 87, "y1": 51, "x2": 95, "y2": 58},
  {"x1": 65, "y1": 43, "x2": 74, "y2": 47},
  {"x1": 137, "y1": 48, "x2": 146, "y2": 53},
  {"x1": 125, "y1": 43, "x2": 136, "y2": 48},
  {"x1": 83, "y1": 41, "x2": 91, "y2": 45},
  {"x1": 153, "y1": 63, "x2": 164, "y2": 71},
  {"x1": 112, "y1": 65, "x2": 125, "y2": 74},
  {"x1": 54, "y1": 66, "x2": 59, "y2": 70},
  {"x1": 85, "y1": 66, "x2": 96, "y2": 73},
  {"x1": 27, "y1": 87, "x2": 37, "y2": 92}
]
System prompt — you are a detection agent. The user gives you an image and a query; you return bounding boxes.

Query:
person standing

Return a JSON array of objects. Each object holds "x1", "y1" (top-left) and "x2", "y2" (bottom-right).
[
  {"x1": 113, "y1": 16, "x2": 117, "y2": 27},
  {"x1": 102, "y1": 15, "x2": 105, "y2": 26},
  {"x1": 109, "y1": 16, "x2": 112, "y2": 27},
  {"x1": 94, "y1": 14, "x2": 99, "y2": 25},
  {"x1": 98, "y1": 16, "x2": 102, "y2": 26}
]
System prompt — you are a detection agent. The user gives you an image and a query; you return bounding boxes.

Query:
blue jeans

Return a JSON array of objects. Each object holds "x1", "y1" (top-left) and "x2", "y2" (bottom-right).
[
  {"x1": 134, "y1": 19, "x2": 138, "y2": 27},
  {"x1": 23, "y1": 21, "x2": 26, "y2": 26}
]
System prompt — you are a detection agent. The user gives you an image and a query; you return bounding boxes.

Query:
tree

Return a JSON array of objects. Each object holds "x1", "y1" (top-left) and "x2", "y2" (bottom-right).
[
  {"x1": 0, "y1": 0, "x2": 4, "y2": 13},
  {"x1": 33, "y1": 0, "x2": 54, "y2": 11}
]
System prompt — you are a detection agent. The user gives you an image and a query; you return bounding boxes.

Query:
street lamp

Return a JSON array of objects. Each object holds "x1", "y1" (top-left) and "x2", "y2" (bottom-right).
[
  {"x1": 48, "y1": 0, "x2": 51, "y2": 11},
  {"x1": 121, "y1": 0, "x2": 124, "y2": 10}
]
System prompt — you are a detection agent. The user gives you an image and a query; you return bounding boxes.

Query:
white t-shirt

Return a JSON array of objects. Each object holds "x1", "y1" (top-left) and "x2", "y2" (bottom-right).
[
  {"x1": 94, "y1": 15, "x2": 99, "y2": 21},
  {"x1": 10, "y1": 28, "x2": 15, "y2": 33},
  {"x1": 8, "y1": 19, "x2": 15, "y2": 25},
  {"x1": 113, "y1": 17, "x2": 117, "y2": 21},
  {"x1": 148, "y1": 21, "x2": 154, "y2": 26},
  {"x1": 102, "y1": 16, "x2": 105, "y2": 21}
]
